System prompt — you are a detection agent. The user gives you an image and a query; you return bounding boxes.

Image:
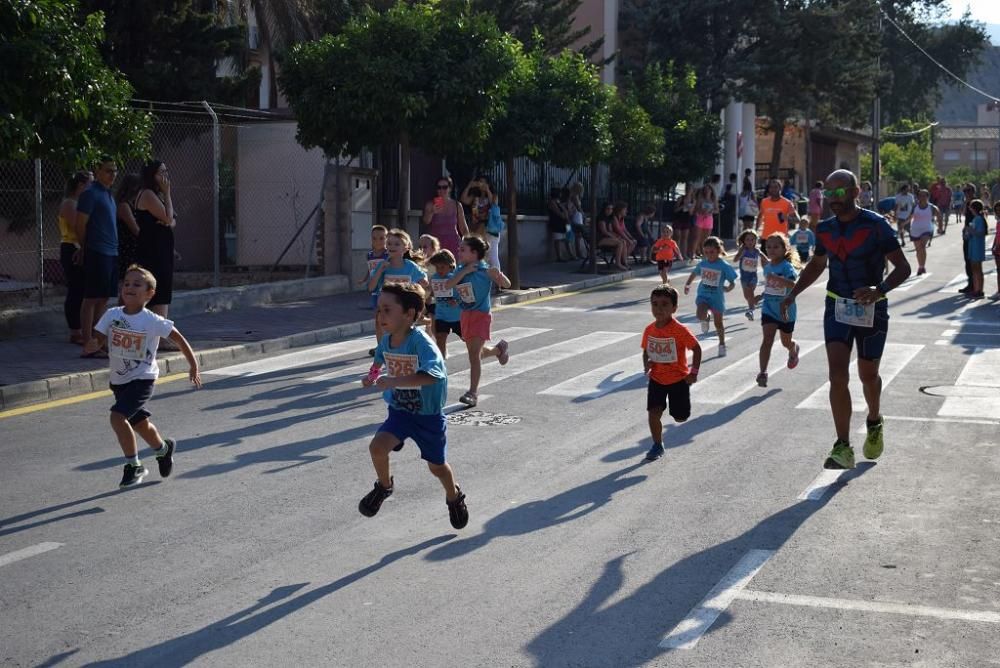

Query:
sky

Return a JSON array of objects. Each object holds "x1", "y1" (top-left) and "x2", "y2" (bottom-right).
[{"x1": 947, "y1": 0, "x2": 1000, "y2": 43}]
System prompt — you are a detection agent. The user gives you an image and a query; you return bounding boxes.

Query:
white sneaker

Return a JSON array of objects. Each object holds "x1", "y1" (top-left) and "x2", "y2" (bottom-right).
[
  {"x1": 718, "y1": 343, "x2": 727, "y2": 357},
  {"x1": 701, "y1": 318, "x2": 710, "y2": 334}
]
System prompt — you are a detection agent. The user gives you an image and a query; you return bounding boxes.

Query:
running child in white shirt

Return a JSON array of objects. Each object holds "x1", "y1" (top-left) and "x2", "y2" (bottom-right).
[
  {"x1": 754, "y1": 233, "x2": 801, "y2": 387},
  {"x1": 84, "y1": 265, "x2": 201, "y2": 487}
]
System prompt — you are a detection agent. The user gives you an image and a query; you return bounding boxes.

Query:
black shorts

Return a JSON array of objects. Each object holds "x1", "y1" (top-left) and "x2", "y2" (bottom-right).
[
  {"x1": 425, "y1": 302, "x2": 436, "y2": 316},
  {"x1": 647, "y1": 378, "x2": 691, "y2": 421},
  {"x1": 110, "y1": 379, "x2": 155, "y2": 424},
  {"x1": 657, "y1": 260, "x2": 673, "y2": 271},
  {"x1": 761, "y1": 313, "x2": 795, "y2": 333},
  {"x1": 83, "y1": 251, "x2": 119, "y2": 299},
  {"x1": 434, "y1": 319, "x2": 462, "y2": 337}
]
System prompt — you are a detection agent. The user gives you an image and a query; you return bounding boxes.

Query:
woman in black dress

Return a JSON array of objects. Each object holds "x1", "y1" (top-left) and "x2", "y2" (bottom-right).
[
  {"x1": 115, "y1": 174, "x2": 142, "y2": 280},
  {"x1": 134, "y1": 160, "x2": 176, "y2": 317}
]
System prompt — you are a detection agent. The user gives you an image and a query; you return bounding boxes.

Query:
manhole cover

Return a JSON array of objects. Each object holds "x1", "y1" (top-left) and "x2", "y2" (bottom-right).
[{"x1": 447, "y1": 410, "x2": 522, "y2": 426}]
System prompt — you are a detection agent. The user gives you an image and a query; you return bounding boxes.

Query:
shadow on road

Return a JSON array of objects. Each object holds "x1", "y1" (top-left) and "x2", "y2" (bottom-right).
[
  {"x1": 525, "y1": 463, "x2": 875, "y2": 667},
  {"x1": 0, "y1": 482, "x2": 159, "y2": 536},
  {"x1": 79, "y1": 534, "x2": 455, "y2": 667}
]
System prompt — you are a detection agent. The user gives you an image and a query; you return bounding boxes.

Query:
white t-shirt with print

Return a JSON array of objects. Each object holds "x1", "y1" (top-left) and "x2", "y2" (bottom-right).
[
  {"x1": 95, "y1": 307, "x2": 175, "y2": 385},
  {"x1": 895, "y1": 193, "x2": 915, "y2": 220}
]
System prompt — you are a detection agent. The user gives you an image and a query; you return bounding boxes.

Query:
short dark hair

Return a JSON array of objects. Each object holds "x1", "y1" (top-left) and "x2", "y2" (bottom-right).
[
  {"x1": 461, "y1": 235, "x2": 488, "y2": 259},
  {"x1": 429, "y1": 249, "x2": 456, "y2": 268},
  {"x1": 970, "y1": 199, "x2": 985, "y2": 214},
  {"x1": 703, "y1": 236, "x2": 723, "y2": 250},
  {"x1": 380, "y1": 283, "x2": 426, "y2": 319},
  {"x1": 651, "y1": 284, "x2": 678, "y2": 306},
  {"x1": 65, "y1": 171, "x2": 91, "y2": 196}
]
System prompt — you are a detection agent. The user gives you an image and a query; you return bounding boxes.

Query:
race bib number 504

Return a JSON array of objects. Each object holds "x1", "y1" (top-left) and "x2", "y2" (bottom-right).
[
  {"x1": 646, "y1": 336, "x2": 678, "y2": 364},
  {"x1": 834, "y1": 298, "x2": 875, "y2": 327},
  {"x1": 110, "y1": 327, "x2": 147, "y2": 360}
]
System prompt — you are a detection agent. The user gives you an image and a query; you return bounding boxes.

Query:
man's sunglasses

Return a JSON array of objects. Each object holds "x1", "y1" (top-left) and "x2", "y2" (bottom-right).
[{"x1": 822, "y1": 187, "x2": 850, "y2": 198}]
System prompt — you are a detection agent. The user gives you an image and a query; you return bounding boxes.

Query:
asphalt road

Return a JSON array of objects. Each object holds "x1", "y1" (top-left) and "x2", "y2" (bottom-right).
[{"x1": 2, "y1": 230, "x2": 999, "y2": 667}]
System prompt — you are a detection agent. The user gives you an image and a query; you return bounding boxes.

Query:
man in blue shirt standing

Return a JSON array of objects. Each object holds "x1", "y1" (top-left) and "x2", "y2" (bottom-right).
[{"x1": 75, "y1": 157, "x2": 119, "y2": 356}]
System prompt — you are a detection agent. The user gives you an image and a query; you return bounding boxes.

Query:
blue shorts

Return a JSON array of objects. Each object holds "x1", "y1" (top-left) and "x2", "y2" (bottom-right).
[
  {"x1": 739, "y1": 273, "x2": 758, "y2": 288},
  {"x1": 823, "y1": 297, "x2": 889, "y2": 361},
  {"x1": 695, "y1": 291, "x2": 725, "y2": 315},
  {"x1": 378, "y1": 407, "x2": 448, "y2": 465},
  {"x1": 109, "y1": 379, "x2": 155, "y2": 425}
]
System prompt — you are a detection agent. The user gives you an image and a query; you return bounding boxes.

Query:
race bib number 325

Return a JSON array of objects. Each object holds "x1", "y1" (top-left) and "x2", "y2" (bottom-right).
[{"x1": 382, "y1": 352, "x2": 419, "y2": 389}]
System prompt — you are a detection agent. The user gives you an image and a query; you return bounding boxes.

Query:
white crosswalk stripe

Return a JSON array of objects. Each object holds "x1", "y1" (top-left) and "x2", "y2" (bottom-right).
[
  {"x1": 796, "y1": 343, "x2": 923, "y2": 410},
  {"x1": 206, "y1": 338, "x2": 378, "y2": 377},
  {"x1": 893, "y1": 271, "x2": 932, "y2": 291},
  {"x1": 695, "y1": 340, "x2": 825, "y2": 404},
  {"x1": 938, "y1": 347, "x2": 1000, "y2": 420}
]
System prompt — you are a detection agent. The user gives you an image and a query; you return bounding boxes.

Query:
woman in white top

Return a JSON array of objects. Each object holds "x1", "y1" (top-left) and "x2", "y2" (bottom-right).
[{"x1": 909, "y1": 189, "x2": 939, "y2": 275}]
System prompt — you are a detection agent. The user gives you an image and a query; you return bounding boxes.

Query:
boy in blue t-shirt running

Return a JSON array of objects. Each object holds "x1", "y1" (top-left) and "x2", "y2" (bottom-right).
[
  {"x1": 359, "y1": 283, "x2": 468, "y2": 529},
  {"x1": 427, "y1": 249, "x2": 462, "y2": 357},
  {"x1": 791, "y1": 218, "x2": 816, "y2": 265},
  {"x1": 684, "y1": 236, "x2": 738, "y2": 356}
]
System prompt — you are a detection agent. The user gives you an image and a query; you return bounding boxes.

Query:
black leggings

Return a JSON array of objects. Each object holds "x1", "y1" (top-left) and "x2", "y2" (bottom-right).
[{"x1": 60, "y1": 242, "x2": 85, "y2": 330}]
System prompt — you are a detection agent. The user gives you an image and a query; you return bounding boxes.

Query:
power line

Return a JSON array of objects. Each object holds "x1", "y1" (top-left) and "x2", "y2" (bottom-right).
[{"x1": 882, "y1": 121, "x2": 939, "y2": 137}]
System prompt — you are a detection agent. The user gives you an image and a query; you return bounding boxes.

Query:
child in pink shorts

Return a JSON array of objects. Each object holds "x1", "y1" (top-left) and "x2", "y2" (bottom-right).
[{"x1": 446, "y1": 236, "x2": 512, "y2": 407}]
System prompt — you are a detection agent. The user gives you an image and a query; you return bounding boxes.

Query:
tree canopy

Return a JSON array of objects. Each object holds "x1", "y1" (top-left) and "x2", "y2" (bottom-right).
[{"x1": 0, "y1": 0, "x2": 151, "y2": 165}]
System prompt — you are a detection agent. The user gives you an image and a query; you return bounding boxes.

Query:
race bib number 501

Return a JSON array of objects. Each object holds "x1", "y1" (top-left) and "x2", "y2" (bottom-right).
[
  {"x1": 110, "y1": 327, "x2": 147, "y2": 360},
  {"x1": 646, "y1": 336, "x2": 678, "y2": 364}
]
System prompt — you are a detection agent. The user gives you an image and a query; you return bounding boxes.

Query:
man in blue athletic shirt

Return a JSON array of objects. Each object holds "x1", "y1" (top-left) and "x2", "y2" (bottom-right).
[{"x1": 782, "y1": 170, "x2": 911, "y2": 470}]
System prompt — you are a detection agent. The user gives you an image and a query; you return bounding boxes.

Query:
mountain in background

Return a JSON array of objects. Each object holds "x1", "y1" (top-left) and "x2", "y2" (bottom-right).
[{"x1": 934, "y1": 44, "x2": 1000, "y2": 125}]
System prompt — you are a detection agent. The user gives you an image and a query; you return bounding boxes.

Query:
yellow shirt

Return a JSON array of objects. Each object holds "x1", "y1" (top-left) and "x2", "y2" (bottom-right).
[{"x1": 58, "y1": 205, "x2": 79, "y2": 245}]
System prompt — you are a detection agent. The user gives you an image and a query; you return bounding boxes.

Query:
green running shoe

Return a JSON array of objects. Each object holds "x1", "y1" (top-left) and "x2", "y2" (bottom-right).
[
  {"x1": 863, "y1": 416, "x2": 884, "y2": 460},
  {"x1": 823, "y1": 440, "x2": 855, "y2": 469}
]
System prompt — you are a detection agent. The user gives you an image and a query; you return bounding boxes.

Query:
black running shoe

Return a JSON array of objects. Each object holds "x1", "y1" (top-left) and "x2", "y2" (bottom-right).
[
  {"x1": 645, "y1": 443, "x2": 665, "y2": 461},
  {"x1": 156, "y1": 438, "x2": 175, "y2": 478},
  {"x1": 447, "y1": 487, "x2": 469, "y2": 529},
  {"x1": 359, "y1": 478, "x2": 393, "y2": 517},
  {"x1": 120, "y1": 463, "x2": 148, "y2": 488},
  {"x1": 368, "y1": 348, "x2": 376, "y2": 357}
]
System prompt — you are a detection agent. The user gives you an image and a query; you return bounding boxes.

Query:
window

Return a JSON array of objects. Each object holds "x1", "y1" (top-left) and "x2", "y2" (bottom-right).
[
  {"x1": 943, "y1": 150, "x2": 961, "y2": 161},
  {"x1": 971, "y1": 149, "x2": 988, "y2": 161}
]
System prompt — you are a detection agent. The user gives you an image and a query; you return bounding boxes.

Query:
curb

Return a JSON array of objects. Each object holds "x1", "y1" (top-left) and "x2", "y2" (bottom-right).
[{"x1": 0, "y1": 265, "x2": 656, "y2": 412}]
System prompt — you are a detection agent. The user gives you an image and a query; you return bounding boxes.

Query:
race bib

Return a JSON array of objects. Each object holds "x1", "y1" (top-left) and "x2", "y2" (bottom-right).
[
  {"x1": 796, "y1": 231, "x2": 810, "y2": 244},
  {"x1": 383, "y1": 274, "x2": 412, "y2": 286},
  {"x1": 456, "y1": 282, "x2": 476, "y2": 304},
  {"x1": 740, "y1": 257, "x2": 757, "y2": 273},
  {"x1": 430, "y1": 278, "x2": 452, "y2": 299},
  {"x1": 382, "y1": 352, "x2": 419, "y2": 389},
  {"x1": 646, "y1": 336, "x2": 678, "y2": 364},
  {"x1": 109, "y1": 326, "x2": 147, "y2": 361},
  {"x1": 834, "y1": 298, "x2": 875, "y2": 328},
  {"x1": 367, "y1": 258, "x2": 382, "y2": 274},
  {"x1": 701, "y1": 268, "x2": 721, "y2": 287},
  {"x1": 763, "y1": 275, "x2": 787, "y2": 296}
]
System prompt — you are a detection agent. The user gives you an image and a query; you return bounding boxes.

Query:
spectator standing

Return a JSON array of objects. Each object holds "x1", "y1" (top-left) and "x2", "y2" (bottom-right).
[
  {"x1": 134, "y1": 160, "x2": 176, "y2": 319},
  {"x1": 635, "y1": 204, "x2": 656, "y2": 263},
  {"x1": 75, "y1": 157, "x2": 119, "y2": 357},
  {"x1": 460, "y1": 174, "x2": 501, "y2": 268},
  {"x1": 567, "y1": 182, "x2": 588, "y2": 259},
  {"x1": 859, "y1": 181, "x2": 874, "y2": 209},
  {"x1": 673, "y1": 184, "x2": 695, "y2": 261},
  {"x1": 807, "y1": 181, "x2": 824, "y2": 229},
  {"x1": 115, "y1": 174, "x2": 142, "y2": 280},
  {"x1": 959, "y1": 183, "x2": 977, "y2": 294},
  {"x1": 739, "y1": 179, "x2": 759, "y2": 231},
  {"x1": 547, "y1": 188, "x2": 573, "y2": 261},
  {"x1": 422, "y1": 176, "x2": 468, "y2": 256},
  {"x1": 692, "y1": 184, "x2": 718, "y2": 258},
  {"x1": 58, "y1": 171, "x2": 92, "y2": 345}
]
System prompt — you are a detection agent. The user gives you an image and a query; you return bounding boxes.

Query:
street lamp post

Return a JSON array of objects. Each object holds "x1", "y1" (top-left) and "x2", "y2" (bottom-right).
[{"x1": 988, "y1": 100, "x2": 1000, "y2": 172}]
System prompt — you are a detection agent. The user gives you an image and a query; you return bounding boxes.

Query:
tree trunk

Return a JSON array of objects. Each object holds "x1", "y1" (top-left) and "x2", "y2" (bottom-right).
[
  {"x1": 589, "y1": 161, "x2": 598, "y2": 274},
  {"x1": 505, "y1": 155, "x2": 520, "y2": 290},
  {"x1": 769, "y1": 120, "x2": 786, "y2": 179},
  {"x1": 397, "y1": 133, "x2": 411, "y2": 231}
]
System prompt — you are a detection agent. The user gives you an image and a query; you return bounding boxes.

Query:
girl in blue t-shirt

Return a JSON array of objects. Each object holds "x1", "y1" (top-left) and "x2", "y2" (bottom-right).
[
  {"x1": 754, "y1": 233, "x2": 801, "y2": 388},
  {"x1": 427, "y1": 249, "x2": 463, "y2": 358},
  {"x1": 733, "y1": 230, "x2": 765, "y2": 321},
  {"x1": 968, "y1": 200, "x2": 987, "y2": 298},
  {"x1": 367, "y1": 229, "x2": 429, "y2": 355},
  {"x1": 683, "y1": 236, "x2": 738, "y2": 356},
  {"x1": 445, "y1": 235, "x2": 512, "y2": 407}
]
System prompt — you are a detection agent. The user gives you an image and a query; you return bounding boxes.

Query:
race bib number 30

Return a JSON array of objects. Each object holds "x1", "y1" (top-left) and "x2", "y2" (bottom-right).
[
  {"x1": 430, "y1": 278, "x2": 452, "y2": 299},
  {"x1": 646, "y1": 336, "x2": 678, "y2": 364},
  {"x1": 110, "y1": 327, "x2": 147, "y2": 361},
  {"x1": 701, "y1": 268, "x2": 721, "y2": 287},
  {"x1": 382, "y1": 352, "x2": 419, "y2": 389},
  {"x1": 834, "y1": 298, "x2": 875, "y2": 327},
  {"x1": 456, "y1": 282, "x2": 476, "y2": 304}
]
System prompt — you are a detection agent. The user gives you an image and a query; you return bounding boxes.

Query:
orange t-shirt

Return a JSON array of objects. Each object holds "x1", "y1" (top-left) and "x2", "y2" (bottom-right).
[
  {"x1": 652, "y1": 238, "x2": 680, "y2": 261},
  {"x1": 642, "y1": 319, "x2": 698, "y2": 385},
  {"x1": 759, "y1": 197, "x2": 795, "y2": 237}
]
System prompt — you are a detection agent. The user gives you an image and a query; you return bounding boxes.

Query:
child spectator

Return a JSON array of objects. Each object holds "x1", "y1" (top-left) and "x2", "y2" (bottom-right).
[
  {"x1": 83, "y1": 265, "x2": 201, "y2": 487},
  {"x1": 445, "y1": 236, "x2": 511, "y2": 407},
  {"x1": 642, "y1": 284, "x2": 701, "y2": 461},
  {"x1": 358, "y1": 283, "x2": 469, "y2": 529},
  {"x1": 968, "y1": 200, "x2": 987, "y2": 299}
]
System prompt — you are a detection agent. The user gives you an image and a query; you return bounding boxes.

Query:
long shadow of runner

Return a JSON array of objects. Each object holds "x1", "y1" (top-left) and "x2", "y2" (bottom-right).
[
  {"x1": 0, "y1": 482, "x2": 159, "y2": 535},
  {"x1": 525, "y1": 463, "x2": 874, "y2": 668},
  {"x1": 423, "y1": 462, "x2": 647, "y2": 563},
  {"x1": 80, "y1": 534, "x2": 454, "y2": 667}
]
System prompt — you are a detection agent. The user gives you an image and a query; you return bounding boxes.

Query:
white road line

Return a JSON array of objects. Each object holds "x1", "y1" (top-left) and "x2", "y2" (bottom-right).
[
  {"x1": 938, "y1": 348, "x2": 1000, "y2": 420},
  {"x1": 450, "y1": 331, "x2": 636, "y2": 389},
  {"x1": 207, "y1": 338, "x2": 376, "y2": 377},
  {"x1": 854, "y1": 415, "x2": 1000, "y2": 432},
  {"x1": 797, "y1": 470, "x2": 847, "y2": 501},
  {"x1": 938, "y1": 272, "x2": 968, "y2": 293},
  {"x1": 894, "y1": 271, "x2": 932, "y2": 291},
  {"x1": 0, "y1": 542, "x2": 63, "y2": 569},
  {"x1": 660, "y1": 549, "x2": 775, "y2": 650},
  {"x1": 539, "y1": 340, "x2": 719, "y2": 399},
  {"x1": 797, "y1": 343, "x2": 924, "y2": 410},
  {"x1": 521, "y1": 304, "x2": 650, "y2": 316},
  {"x1": 735, "y1": 590, "x2": 1000, "y2": 624},
  {"x1": 695, "y1": 340, "x2": 824, "y2": 405}
]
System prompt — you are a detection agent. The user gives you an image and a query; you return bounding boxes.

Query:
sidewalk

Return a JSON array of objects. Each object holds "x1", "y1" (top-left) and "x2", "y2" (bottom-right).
[{"x1": 0, "y1": 259, "x2": 663, "y2": 411}]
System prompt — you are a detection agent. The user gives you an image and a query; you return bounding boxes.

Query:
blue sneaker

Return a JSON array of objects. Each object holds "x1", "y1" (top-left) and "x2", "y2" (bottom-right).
[{"x1": 645, "y1": 443, "x2": 665, "y2": 461}]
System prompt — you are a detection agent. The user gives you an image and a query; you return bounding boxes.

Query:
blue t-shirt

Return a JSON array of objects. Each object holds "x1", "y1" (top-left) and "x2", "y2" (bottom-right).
[
  {"x1": 76, "y1": 182, "x2": 118, "y2": 256},
  {"x1": 693, "y1": 258, "x2": 737, "y2": 298},
  {"x1": 373, "y1": 258, "x2": 427, "y2": 294},
  {"x1": 374, "y1": 327, "x2": 447, "y2": 416},
  {"x1": 876, "y1": 197, "x2": 895, "y2": 215},
  {"x1": 429, "y1": 270, "x2": 461, "y2": 322},
  {"x1": 814, "y1": 209, "x2": 899, "y2": 298},
  {"x1": 968, "y1": 215, "x2": 987, "y2": 261},
  {"x1": 366, "y1": 249, "x2": 389, "y2": 294},
  {"x1": 454, "y1": 261, "x2": 493, "y2": 313},
  {"x1": 761, "y1": 260, "x2": 797, "y2": 321},
  {"x1": 791, "y1": 228, "x2": 815, "y2": 251}
]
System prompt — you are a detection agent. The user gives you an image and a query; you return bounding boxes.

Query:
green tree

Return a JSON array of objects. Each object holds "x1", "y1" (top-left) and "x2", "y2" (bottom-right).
[
  {"x1": 279, "y1": 1, "x2": 519, "y2": 228},
  {"x1": 460, "y1": 0, "x2": 602, "y2": 57},
  {"x1": 0, "y1": 0, "x2": 151, "y2": 165}
]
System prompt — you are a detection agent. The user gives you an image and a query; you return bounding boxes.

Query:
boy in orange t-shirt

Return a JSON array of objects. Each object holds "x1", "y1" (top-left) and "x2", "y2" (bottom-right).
[
  {"x1": 641, "y1": 284, "x2": 702, "y2": 461},
  {"x1": 651, "y1": 224, "x2": 683, "y2": 284}
]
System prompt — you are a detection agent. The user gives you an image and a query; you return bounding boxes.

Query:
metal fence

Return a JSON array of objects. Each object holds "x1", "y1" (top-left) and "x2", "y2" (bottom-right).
[{"x1": 0, "y1": 102, "x2": 330, "y2": 308}]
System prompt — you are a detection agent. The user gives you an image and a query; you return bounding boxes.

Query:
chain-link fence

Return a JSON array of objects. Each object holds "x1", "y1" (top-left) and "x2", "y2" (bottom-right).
[{"x1": 0, "y1": 102, "x2": 331, "y2": 309}]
